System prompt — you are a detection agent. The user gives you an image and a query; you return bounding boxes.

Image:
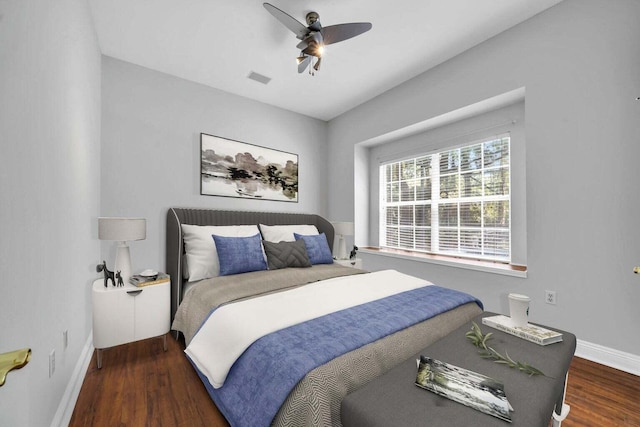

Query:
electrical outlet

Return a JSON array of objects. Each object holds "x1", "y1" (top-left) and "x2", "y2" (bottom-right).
[
  {"x1": 545, "y1": 290, "x2": 557, "y2": 305},
  {"x1": 63, "y1": 330, "x2": 68, "y2": 349},
  {"x1": 49, "y1": 349, "x2": 55, "y2": 378}
]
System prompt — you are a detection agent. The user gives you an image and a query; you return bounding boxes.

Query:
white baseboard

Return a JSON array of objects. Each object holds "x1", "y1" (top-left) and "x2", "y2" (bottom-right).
[
  {"x1": 50, "y1": 332, "x2": 95, "y2": 427},
  {"x1": 575, "y1": 339, "x2": 640, "y2": 376}
]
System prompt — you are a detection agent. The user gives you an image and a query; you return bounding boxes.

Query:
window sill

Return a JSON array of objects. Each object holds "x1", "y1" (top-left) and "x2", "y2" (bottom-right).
[{"x1": 359, "y1": 247, "x2": 527, "y2": 278}]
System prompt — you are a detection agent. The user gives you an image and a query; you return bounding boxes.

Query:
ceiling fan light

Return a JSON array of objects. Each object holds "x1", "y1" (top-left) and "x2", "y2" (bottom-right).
[
  {"x1": 296, "y1": 56, "x2": 307, "y2": 64},
  {"x1": 313, "y1": 58, "x2": 322, "y2": 71}
]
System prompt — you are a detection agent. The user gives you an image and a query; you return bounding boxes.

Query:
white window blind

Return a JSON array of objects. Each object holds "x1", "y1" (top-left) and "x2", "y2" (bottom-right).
[{"x1": 380, "y1": 134, "x2": 511, "y2": 262}]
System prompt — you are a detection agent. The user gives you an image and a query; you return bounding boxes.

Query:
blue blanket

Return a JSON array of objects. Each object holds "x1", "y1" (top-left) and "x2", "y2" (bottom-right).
[{"x1": 192, "y1": 285, "x2": 482, "y2": 427}]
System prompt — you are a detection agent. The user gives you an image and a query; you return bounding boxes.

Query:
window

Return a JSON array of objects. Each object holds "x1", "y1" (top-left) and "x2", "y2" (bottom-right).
[{"x1": 380, "y1": 135, "x2": 511, "y2": 262}]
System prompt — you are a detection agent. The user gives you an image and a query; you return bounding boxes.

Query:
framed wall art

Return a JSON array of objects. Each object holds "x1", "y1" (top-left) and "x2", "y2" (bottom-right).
[{"x1": 200, "y1": 133, "x2": 299, "y2": 202}]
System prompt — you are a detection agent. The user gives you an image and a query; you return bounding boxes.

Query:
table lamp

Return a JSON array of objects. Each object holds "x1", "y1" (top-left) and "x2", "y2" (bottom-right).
[
  {"x1": 332, "y1": 221, "x2": 354, "y2": 260},
  {"x1": 98, "y1": 217, "x2": 146, "y2": 284}
]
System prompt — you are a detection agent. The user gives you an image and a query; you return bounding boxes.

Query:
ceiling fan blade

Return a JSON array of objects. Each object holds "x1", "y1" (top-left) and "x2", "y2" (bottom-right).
[
  {"x1": 263, "y1": 3, "x2": 309, "y2": 40},
  {"x1": 298, "y1": 56, "x2": 311, "y2": 73},
  {"x1": 296, "y1": 39, "x2": 308, "y2": 50},
  {"x1": 321, "y1": 22, "x2": 372, "y2": 45}
]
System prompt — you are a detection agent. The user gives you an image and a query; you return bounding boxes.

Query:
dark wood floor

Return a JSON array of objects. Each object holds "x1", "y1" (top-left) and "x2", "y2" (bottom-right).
[
  {"x1": 70, "y1": 335, "x2": 228, "y2": 427},
  {"x1": 561, "y1": 356, "x2": 640, "y2": 426},
  {"x1": 69, "y1": 334, "x2": 640, "y2": 426}
]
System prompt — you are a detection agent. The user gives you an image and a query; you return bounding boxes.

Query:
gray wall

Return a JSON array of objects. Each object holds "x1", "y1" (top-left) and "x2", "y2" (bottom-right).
[
  {"x1": 100, "y1": 58, "x2": 329, "y2": 273},
  {"x1": 0, "y1": 0, "x2": 101, "y2": 425},
  {"x1": 328, "y1": 0, "x2": 640, "y2": 357}
]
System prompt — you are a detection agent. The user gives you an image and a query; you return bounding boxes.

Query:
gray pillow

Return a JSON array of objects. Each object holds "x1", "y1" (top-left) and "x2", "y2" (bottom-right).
[{"x1": 262, "y1": 239, "x2": 312, "y2": 270}]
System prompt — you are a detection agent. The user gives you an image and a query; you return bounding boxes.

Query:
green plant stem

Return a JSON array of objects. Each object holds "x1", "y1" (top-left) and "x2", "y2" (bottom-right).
[{"x1": 466, "y1": 321, "x2": 545, "y2": 377}]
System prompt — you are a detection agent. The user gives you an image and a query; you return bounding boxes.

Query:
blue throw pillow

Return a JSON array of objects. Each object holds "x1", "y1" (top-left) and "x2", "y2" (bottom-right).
[
  {"x1": 212, "y1": 233, "x2": 267, "y2": 276},
  {"x1": 294, "y1": 232, "x2": 334, "y2": 265}
]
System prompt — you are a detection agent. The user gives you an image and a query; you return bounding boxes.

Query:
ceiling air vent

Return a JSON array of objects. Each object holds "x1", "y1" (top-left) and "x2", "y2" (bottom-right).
[{"x1": 247, "y1": 71, "x2": 271, "y2": 85}]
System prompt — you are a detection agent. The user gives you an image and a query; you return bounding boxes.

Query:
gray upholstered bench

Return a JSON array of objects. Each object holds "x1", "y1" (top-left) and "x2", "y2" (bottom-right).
[{"x1": 342, "y1": 312, "x2": 576, "y2": 427}]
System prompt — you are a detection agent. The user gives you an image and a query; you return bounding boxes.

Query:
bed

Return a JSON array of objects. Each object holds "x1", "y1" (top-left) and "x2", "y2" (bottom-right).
[{"x1": 166, "y1": 207, "x2": 484, "y2": 427}]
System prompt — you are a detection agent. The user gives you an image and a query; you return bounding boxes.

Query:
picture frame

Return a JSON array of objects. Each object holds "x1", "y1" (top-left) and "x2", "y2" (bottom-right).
[{"x1": 200, "y1": 133, "x2": 299, "y2": 202}]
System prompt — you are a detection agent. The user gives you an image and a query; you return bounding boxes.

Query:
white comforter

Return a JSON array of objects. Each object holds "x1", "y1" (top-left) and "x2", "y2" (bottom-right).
[{"x1": 185, "y1": 269, "x2": 431, "y2": 389}]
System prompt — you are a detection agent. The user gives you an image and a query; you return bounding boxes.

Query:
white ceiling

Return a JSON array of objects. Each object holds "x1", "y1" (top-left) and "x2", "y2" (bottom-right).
[{"x1": 88, "y1": 0, "x2": 563, "y2": 121}]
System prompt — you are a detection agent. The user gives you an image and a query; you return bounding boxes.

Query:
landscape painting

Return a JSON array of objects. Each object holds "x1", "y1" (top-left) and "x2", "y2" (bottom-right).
[
  {"x1": 200, "y1": 133, "x2": 299, "y2": 202},
  {"x1": 415, "y1": 356, "x2": 512, "y2": 422}
]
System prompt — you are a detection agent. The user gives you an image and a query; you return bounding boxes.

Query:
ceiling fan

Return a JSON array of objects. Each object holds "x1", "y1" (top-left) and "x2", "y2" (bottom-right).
[{"x1": 263, "y1": 3, "x2": 372, "y2": 75}]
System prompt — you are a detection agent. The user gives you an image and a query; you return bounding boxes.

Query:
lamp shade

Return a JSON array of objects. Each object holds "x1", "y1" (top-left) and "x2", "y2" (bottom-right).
[
  {"x1": 98, "y1": 217, "x2": 146, "y2": 242},
  {"x1": 98, "y1": 217, "x2": 146, "y2": 285},
  {"x1": 332, "y1": 221, "x2": 354, "y2": 236},
  {"x1": 332, "y1": 221, "x2": 354, "y2": 260}
]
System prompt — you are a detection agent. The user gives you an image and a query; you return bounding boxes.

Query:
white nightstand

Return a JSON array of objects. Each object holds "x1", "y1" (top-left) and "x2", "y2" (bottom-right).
[
  {"x1": 333, "y1": 258, "x2": 363, "y2": 269},
  {"x1": 92, "y1": 277, "x2": 170, "y2": 368}
]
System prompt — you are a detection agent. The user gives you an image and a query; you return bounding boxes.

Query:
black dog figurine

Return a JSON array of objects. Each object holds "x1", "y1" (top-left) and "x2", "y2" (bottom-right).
[
  {"x1": 96, "y1": 261, "x2": 115, "y2": 288},
  {"x1": 116, "y1": 271, "x2": 124, "y2": 287},
  {"x1": 349, "y1": 245, "x2": 359, "y2": 260}
]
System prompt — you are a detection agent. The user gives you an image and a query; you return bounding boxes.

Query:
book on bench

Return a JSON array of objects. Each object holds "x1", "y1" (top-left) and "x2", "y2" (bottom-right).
[
  {"x1": 482, "y1": 315, "x2": 563, "y2": 346},
  {"x1": 415, "y1": 356, "x2": 513, "y2": 422}
]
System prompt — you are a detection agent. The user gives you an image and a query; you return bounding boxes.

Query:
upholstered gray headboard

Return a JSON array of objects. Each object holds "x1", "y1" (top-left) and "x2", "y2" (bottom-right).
[{"x1": 166, "y1": 208, "x2": 335, "y2": 323}]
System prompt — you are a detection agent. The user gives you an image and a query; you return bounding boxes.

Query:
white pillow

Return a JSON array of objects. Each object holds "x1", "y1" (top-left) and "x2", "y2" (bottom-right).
[
  {"x1": 181, "y1": 224, "x2": 261, "y2": 281},
  {"x1": 259, "y1": 224, "x2": 319, "y2": 243}
]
